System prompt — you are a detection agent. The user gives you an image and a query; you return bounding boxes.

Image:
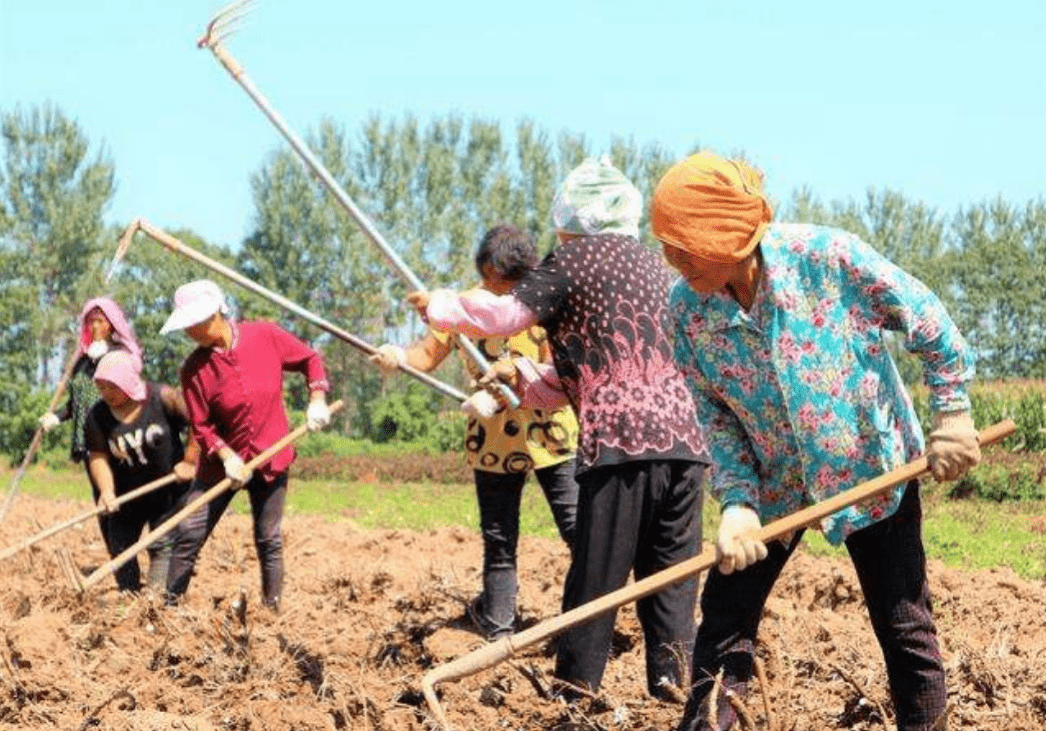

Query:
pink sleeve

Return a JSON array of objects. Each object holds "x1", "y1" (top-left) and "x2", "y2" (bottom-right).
[
  {"x1": 514, "y1": 357, "x2": 571, "y2": 410},
  {"x1": 427, "y1": 289, "x2": 537, "y2": 338}
]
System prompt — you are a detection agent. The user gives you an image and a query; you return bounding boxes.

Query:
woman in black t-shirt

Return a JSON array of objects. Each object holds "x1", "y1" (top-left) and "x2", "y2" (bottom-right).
[{"x1": 84, "y1": 350, "x2": 198, "y2": 592}]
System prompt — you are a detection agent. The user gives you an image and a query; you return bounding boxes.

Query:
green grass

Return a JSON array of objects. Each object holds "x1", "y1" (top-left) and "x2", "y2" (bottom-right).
[
  {"x1": 797, "y1": 487, "x2": 1046, "y2": 581},
  {"x1": 7, "y1": 464, "x2": 1045, "y2": 581},
  {"x1": 6, "y1": 464, "x2": 87, "y2": 501},
  {"x1": 285, "y1": 479, "x2": 484, "y2": 532}
]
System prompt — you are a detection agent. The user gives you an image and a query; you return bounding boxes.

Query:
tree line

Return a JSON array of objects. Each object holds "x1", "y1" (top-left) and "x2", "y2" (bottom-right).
[{"x1": 1, "y1": 103, "x2": 1044, "y2": 457}]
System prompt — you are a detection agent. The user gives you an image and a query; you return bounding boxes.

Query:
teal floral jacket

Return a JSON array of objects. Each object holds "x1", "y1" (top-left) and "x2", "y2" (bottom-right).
[{"x1": 670, "y1": 223, "x2": 975, "y2": 544}]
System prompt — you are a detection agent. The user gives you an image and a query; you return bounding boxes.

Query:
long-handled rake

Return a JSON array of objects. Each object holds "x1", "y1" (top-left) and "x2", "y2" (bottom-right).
[
  {"x1": 78, "y1": 400, "x2": 344, "y2": 591},
  {"x1": 110, "y1": 219, "x2": 467, "y2": 403},
  {"x1": 196, "y1": 1, "x2": 520, "y2": 409},
  {"x1": 0, "y1": 473, "x2": 179, "y2": 563},
  {"x1": 420, "y1": 419, "x2": 1017, "y2": 729}
]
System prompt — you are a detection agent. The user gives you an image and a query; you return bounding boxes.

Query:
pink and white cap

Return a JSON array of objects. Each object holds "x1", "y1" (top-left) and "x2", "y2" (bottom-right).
[
  {"x1": 93, "y1": 350, "x2": 147, "y2": 402},
  {"x1": 160, "y1": 279, "x2": 229, "y2": 334}
]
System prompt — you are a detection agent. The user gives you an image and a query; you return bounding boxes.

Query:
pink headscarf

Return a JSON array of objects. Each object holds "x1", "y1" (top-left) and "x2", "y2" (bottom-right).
[
  {"x1": 77, "y1": 297, "x2": 143, "y2": 369},
  {"x1": 93, "y1": 350, "x2": 147, "y2": 402}
]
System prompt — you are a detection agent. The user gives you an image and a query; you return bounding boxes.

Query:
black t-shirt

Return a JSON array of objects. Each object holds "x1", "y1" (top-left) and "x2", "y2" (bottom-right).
[{"x1": 84, "y1": 383, "x2": 187, "y2": 498}]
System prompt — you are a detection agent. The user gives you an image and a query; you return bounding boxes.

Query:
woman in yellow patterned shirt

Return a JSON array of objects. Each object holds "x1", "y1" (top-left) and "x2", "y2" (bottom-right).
[{"x1": 371, "y1": 224, "x2": 579, "y2": 639}]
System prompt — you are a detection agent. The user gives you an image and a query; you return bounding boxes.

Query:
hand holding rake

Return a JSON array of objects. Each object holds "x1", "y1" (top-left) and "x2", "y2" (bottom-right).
[{"x1": 0, "y1": 473, "x2": 179, "y2": 563}]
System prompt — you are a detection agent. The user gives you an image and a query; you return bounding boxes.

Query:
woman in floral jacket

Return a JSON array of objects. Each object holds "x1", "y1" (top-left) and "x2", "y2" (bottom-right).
[{"x1": 653, "y1": 151, "x2": 981, "y2": 731}]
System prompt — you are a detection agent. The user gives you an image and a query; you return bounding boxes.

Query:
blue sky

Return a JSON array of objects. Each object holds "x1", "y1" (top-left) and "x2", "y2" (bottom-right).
[{"x1": 2, "y1": 0, "x2": 1044, "y2": 249}]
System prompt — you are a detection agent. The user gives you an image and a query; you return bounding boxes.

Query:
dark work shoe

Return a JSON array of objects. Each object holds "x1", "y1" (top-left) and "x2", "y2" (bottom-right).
[{"x1": 466, "y1": 595, "x2": 512, "y2": 641}]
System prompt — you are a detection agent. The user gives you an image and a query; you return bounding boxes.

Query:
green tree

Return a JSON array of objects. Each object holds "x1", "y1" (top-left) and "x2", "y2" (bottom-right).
[
  {"x1": 947, "y1": 198, "x2": 1046, "y2": 378},
  {"x1": 0, "y1": 104, "x2": 115, "y2": 389}
]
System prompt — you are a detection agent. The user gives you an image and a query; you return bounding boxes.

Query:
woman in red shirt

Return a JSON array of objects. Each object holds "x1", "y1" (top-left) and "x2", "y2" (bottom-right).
[{"x1": 159, "y1": 279, "x2": 331, "y2": 611}]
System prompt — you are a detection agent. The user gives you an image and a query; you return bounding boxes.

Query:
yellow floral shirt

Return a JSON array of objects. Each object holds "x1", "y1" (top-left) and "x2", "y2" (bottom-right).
[{"x1": 433, "y1": 326, "x2": 578, "y2": 474}]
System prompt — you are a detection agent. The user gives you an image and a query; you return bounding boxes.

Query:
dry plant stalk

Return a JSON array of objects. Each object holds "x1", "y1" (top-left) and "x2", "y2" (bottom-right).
[
  {"x1": 753, "y1": 655, "x2": 776, "y2": 731},
  {"x1": 75, "y1": 688, "x2": 135, "y2": 731},
  {"x1": 706, "y1": 668, "x2": 723, "y2": 728},
  {"x1": 830, "y1": 662, "x2": 890, "y2": 725},
  {"x1": 724, "y1": 687, "x2": 758, "y2": 731},
  {"x1": 55, "y1": 546, "x2": 83, "y2": 591},
  {"x1": 929, "y1": 702, "x2": 953, "y2": 731}
]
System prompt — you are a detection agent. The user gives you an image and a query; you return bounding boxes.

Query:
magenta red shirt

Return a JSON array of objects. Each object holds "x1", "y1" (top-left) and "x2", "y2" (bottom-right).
[{"x1": 180, "y1": 320, "x2": 329, "y2": 484}]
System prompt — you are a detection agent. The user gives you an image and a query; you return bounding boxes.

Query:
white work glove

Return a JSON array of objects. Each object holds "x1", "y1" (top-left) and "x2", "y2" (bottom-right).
[
  {"x1": 39, "y1": 412, "x2": 61, "y2": 432},
  {"x1": 927, "y1": 410, "x2": 981, "y2": 482},
  {"x1": 222, "y1": 453, "x2": 253, "y2": 489},
  {"x1": 716, "y1": 505, "x2": 768, "y2": 575},
  {"x1": 461, "y1": 390, "x2": 500, "y2": 419},
  {"x1": 306, "y1": 398, "x2": 331, "y2": 432},
  {"x1": 368, "y1": 344, "x2": 406, "y2": 376}
]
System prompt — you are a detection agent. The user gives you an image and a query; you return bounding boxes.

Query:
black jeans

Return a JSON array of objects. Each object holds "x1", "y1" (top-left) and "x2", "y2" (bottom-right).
[
  {"x1": 105, "y1": 493, "x2": 176, "y2": 592},
  {"x1": 678, "y1": 482, "x2": 947, "y2": 731},
  {"x1": 473, "y1": 458, "x2": 579, "y2": 634},
  {"x1": 166, "y1": 472, "x2": 288, "y2": 609},
  {"x1": 555, "y1": 460, "x2": 704, "y2": 699}
]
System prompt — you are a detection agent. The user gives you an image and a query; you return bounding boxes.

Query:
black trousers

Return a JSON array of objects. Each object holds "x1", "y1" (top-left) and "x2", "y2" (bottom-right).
[
  {"x1": 554, "y1": 460, "x2": 704, "y2": 698},
  {"x1": 166, "y1": 472, "x2": 288, "y2": 608},
  {"x1": 105, "y1": 492, "x2": 176, "y2": 592},
  {"x1": 473, "y1": 459, "x2": 578, "y2": 635},
  {"x1": 678, "y1": 482, "x2": 947, "y2": 731}
]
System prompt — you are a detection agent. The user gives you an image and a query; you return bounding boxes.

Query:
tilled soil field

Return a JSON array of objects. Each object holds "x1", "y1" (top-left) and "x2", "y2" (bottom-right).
[{"x1": 1, "y1": 488, "x2": 1044, "y2": 731}]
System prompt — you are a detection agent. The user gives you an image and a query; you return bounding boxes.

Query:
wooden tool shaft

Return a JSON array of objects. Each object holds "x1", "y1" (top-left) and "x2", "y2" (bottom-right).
[{"x1": 0, "y1": 473, "x2": 179, "y2": 562}]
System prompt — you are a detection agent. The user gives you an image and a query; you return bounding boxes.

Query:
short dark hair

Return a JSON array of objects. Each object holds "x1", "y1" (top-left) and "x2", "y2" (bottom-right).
[{"x1": 474, "y1": 224, "x2": 538, "y2": 281}]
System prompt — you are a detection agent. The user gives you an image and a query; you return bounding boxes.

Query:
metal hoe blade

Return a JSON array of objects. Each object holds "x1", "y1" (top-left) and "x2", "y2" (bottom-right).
[{"x1": 198, "y1": 0, "x2": 254, "y2": 49}]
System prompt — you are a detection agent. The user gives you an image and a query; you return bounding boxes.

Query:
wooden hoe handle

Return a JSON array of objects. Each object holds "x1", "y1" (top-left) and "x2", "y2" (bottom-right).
[
  {"x1": 421, "y1": 418, "x2": 1017, "y2": 729},
  {"x1": 0, "y1": 346, "x2": 84, "y2": 522},
  {"x1": 0, "y1": 472, "x2": 179, "y2": 562}
]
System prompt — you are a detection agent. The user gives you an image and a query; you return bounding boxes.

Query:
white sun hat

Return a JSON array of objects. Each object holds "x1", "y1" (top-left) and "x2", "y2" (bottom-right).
[{"x1": 160, "y1": 279, "x2": 229, "y2": 334}]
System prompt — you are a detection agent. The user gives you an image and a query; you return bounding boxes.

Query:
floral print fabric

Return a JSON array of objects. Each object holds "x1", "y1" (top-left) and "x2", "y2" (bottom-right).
[
  {"x1": 670, "y1": 224, "x2": 974, "y2": 544},
  {"x1": 512, "y1": 233, "x2": 710, "y2": 473}
]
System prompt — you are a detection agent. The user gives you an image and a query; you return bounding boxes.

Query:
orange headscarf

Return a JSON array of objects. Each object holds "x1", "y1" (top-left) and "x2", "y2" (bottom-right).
[{"x1": 650, "y1": 152, "x2": 773, "y2": 264}]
